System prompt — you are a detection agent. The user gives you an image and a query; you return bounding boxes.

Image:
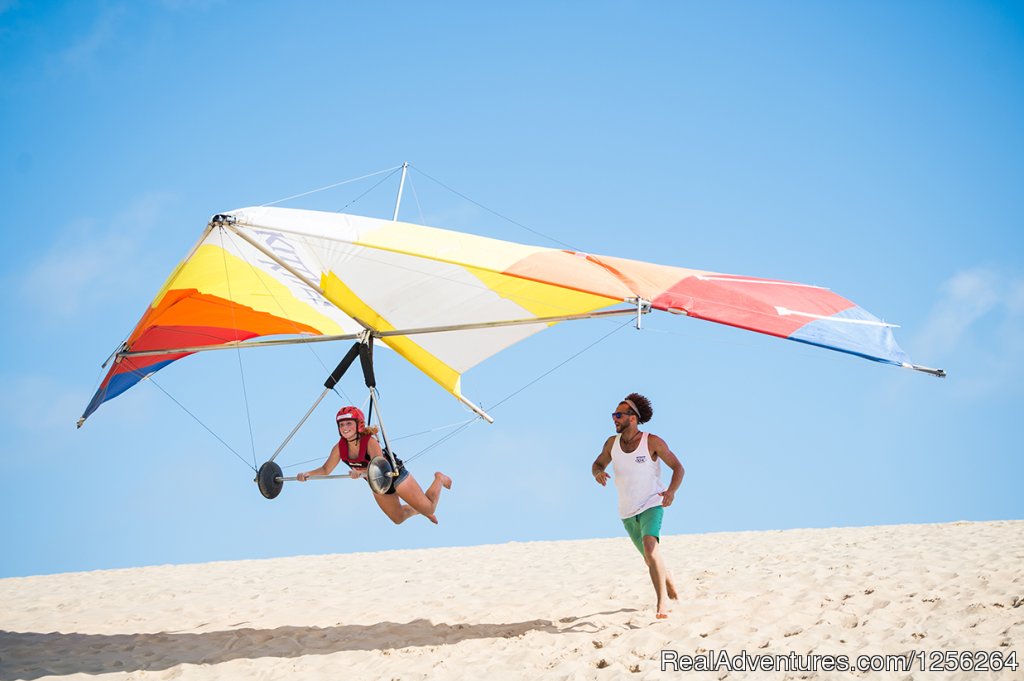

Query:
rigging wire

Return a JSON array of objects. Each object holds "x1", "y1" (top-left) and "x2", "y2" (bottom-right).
[
  {"x1": 120, "y1": 358, "x2": 256, "y2": 472},
  {"x1": 407, "y1": 173, "x2": 427, "y2": 225},
  {"x1": 86, "y1": 362, "x2": 109, "y2": 408},
  {"x1": 391, "y1": 417, "x2": 478, "y2": 442},
  {"x1": 402, "y1": 317, "x2": 635, "y2": 464},
  {"x1": 490, "y1": 318, "x2": 635, "y2": 412},
  {"x1": 407, "y1": 163, "x2": 630, "y2": 300},
  {"x1": 260, "y1": 165, "x2": 404, "y2": 207},
  {"x1": 410, "y1": 165, "x2": 582, "y2": 252},
  {"x1": 218, "y1": 228, "x2": 259, "y2": 469},
  {"x1": 337, "y1": 167, "x2": 404, "y2": 213}
]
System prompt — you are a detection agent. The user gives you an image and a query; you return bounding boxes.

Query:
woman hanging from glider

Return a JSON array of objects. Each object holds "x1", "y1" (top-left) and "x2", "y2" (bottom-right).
[{"x1": 297, "y1": 406, "x2": 452, "y2": 524}]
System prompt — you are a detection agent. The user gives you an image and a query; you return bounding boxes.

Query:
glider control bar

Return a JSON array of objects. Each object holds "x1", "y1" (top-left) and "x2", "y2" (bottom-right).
[
  {"x1": 275, "y1": 473, "x2": 354, "y2": 482},
  {"x1": 257, "y1": 335, "x2": 403, "y2": 499}
]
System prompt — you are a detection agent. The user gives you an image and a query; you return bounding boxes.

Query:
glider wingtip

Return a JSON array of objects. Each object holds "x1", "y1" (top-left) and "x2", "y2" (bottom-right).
[{"x1": 905, "y1": 362, "x2": 947, "y2": 378}]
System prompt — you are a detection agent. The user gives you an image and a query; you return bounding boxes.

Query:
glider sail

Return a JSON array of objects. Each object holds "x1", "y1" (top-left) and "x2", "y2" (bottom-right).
[{"x1": 79, "y1": 207, "x2": 940, "y2": 426}]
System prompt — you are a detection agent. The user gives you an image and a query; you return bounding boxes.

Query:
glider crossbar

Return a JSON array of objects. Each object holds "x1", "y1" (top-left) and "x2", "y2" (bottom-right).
[
  {"x1": 118, "y1": 333, "x2": 363, "y2": 359},
  {"x1": 372, "y1": 307, "x2": 641, "y2": 338},
  {"x1": 117, "y1": 308, "x2": 644, "y2": 359}
]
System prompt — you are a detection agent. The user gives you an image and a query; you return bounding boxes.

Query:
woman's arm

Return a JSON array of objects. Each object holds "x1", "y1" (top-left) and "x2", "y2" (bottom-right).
[{"x1": 297, "y1": 444, "x2": 342, "y2": 481}]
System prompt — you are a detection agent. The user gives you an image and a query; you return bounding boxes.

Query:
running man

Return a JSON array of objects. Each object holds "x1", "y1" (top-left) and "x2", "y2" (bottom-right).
[{"x1": 592, "y1": 393, "x2": 685, "y2": 618}]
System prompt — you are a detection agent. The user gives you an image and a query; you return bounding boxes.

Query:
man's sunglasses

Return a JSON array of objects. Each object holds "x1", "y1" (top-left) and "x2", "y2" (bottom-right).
[{"x1": 611, "y1": 410, "x2": 635, "y2": 419}]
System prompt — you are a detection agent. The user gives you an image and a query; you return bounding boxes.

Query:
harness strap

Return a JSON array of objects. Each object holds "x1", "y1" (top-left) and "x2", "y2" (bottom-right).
[{"x1": 339, "y1": 435, "x2": 372, "y2": 469}]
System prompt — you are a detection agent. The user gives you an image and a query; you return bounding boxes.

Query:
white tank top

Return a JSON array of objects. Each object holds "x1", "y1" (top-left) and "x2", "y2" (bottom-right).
[{"x1": 610, "y1": 432, "x2": 665, "y2": 519}]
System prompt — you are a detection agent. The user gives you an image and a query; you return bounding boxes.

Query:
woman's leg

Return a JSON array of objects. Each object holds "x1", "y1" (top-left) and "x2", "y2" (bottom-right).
[
  {"x1": 372, "y1": 490, "x2": 419, "y2": 525},
  {"x1": 394, "y1": 472, "x2": 451, "y2": 523}
]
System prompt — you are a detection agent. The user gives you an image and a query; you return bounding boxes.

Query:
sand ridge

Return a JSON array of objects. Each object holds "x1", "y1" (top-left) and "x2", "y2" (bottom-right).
[{"x1": 1, "y1": 520, "x2": 1021, "y2": 680}]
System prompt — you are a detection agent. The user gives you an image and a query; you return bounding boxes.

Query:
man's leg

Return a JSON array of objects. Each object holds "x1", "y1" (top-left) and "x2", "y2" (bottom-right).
[
  {"x1": 622, "y1": 515, "x2": 645, "y2": 554},
  {"x1": 638, "y1": 506, "x2": 672, "y2": 618},
  {"x1": 642, "y1": 534, "x2": 671, "y2": 618}
]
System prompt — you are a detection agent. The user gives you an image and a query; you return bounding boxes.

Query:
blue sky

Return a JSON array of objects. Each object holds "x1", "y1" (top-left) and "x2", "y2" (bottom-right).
[{"x1": 1, "y1": 1, "x2": 1022, "y2": 578}]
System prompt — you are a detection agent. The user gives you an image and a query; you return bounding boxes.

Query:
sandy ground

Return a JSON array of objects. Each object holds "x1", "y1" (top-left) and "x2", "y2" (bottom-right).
[{"x1": 1, "y1": 520, "x2": 1021, "y2": 680}]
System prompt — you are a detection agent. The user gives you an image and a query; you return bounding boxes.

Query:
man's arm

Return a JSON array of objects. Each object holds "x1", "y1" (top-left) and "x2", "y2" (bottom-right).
[
  {"x1": 649, "y1": 434, "x2": 684, "y2": 506},
  {"x1": 592, "y1": 437, "x2": 615, "y2": 486}
]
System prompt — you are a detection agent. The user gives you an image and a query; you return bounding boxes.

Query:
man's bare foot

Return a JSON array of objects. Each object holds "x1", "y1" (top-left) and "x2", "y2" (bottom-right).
[
  {"x1": 436, "y1": 472, "x2": 452, "y2": 490},
  {"x1": 656, "y1": 612, "x2": 670, "y2": 619},
  {"x1": 667, "y1": 571, "x2": 679, "y2": 600}
]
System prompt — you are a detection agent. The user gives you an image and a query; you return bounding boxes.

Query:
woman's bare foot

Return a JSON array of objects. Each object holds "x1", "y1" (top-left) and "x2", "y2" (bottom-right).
[{"x1": 436, "y1": 472, "x2": 452, "y2": 490}]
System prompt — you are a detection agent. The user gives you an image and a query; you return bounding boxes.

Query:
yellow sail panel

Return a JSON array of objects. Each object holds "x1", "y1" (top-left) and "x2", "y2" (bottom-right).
[
  {"x1": 463, "y1": 264, "x2": 620, "y2": 318},
  {"x1": 320, "y1": 271, "x2": 462, "y2": 396},
  {"x1": 354, "y1": 220, "x2": 547, "y2": 273},
  {"x1": 153, "y1": 244, "x2": 347, "y2": 335}
]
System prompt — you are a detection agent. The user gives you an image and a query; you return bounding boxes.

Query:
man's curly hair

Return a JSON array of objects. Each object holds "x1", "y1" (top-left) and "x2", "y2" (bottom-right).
[{"x1": 623, "y1": 392, "x2": 653, "y2": 424}]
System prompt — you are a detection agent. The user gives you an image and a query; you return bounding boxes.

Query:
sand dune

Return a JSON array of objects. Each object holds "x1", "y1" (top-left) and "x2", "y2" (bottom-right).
[{"x1": 2, "y1": 520, "x2": 1021, "y2": 680}]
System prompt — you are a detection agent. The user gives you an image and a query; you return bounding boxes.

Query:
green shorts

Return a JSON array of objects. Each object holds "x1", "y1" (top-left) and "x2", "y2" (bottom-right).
[{"x1": 622, "y1": 505, "x2": 664, "y2": 554}]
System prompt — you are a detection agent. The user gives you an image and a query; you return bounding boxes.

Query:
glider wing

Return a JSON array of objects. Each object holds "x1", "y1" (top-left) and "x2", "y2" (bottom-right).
[{"x1": 80, "y1": 207, "x2": 932, "y2": 426}]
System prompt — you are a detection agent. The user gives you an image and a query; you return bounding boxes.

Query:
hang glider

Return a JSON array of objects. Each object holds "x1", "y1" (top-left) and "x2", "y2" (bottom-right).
[{"x1": 79, "y1": 206, "x2": 943, "y2": 428}]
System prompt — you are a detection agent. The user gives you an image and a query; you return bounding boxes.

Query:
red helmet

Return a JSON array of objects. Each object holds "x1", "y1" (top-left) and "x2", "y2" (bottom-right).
[{"x1": 336, "y1": 406, "x2": 366, "y2": 433}]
